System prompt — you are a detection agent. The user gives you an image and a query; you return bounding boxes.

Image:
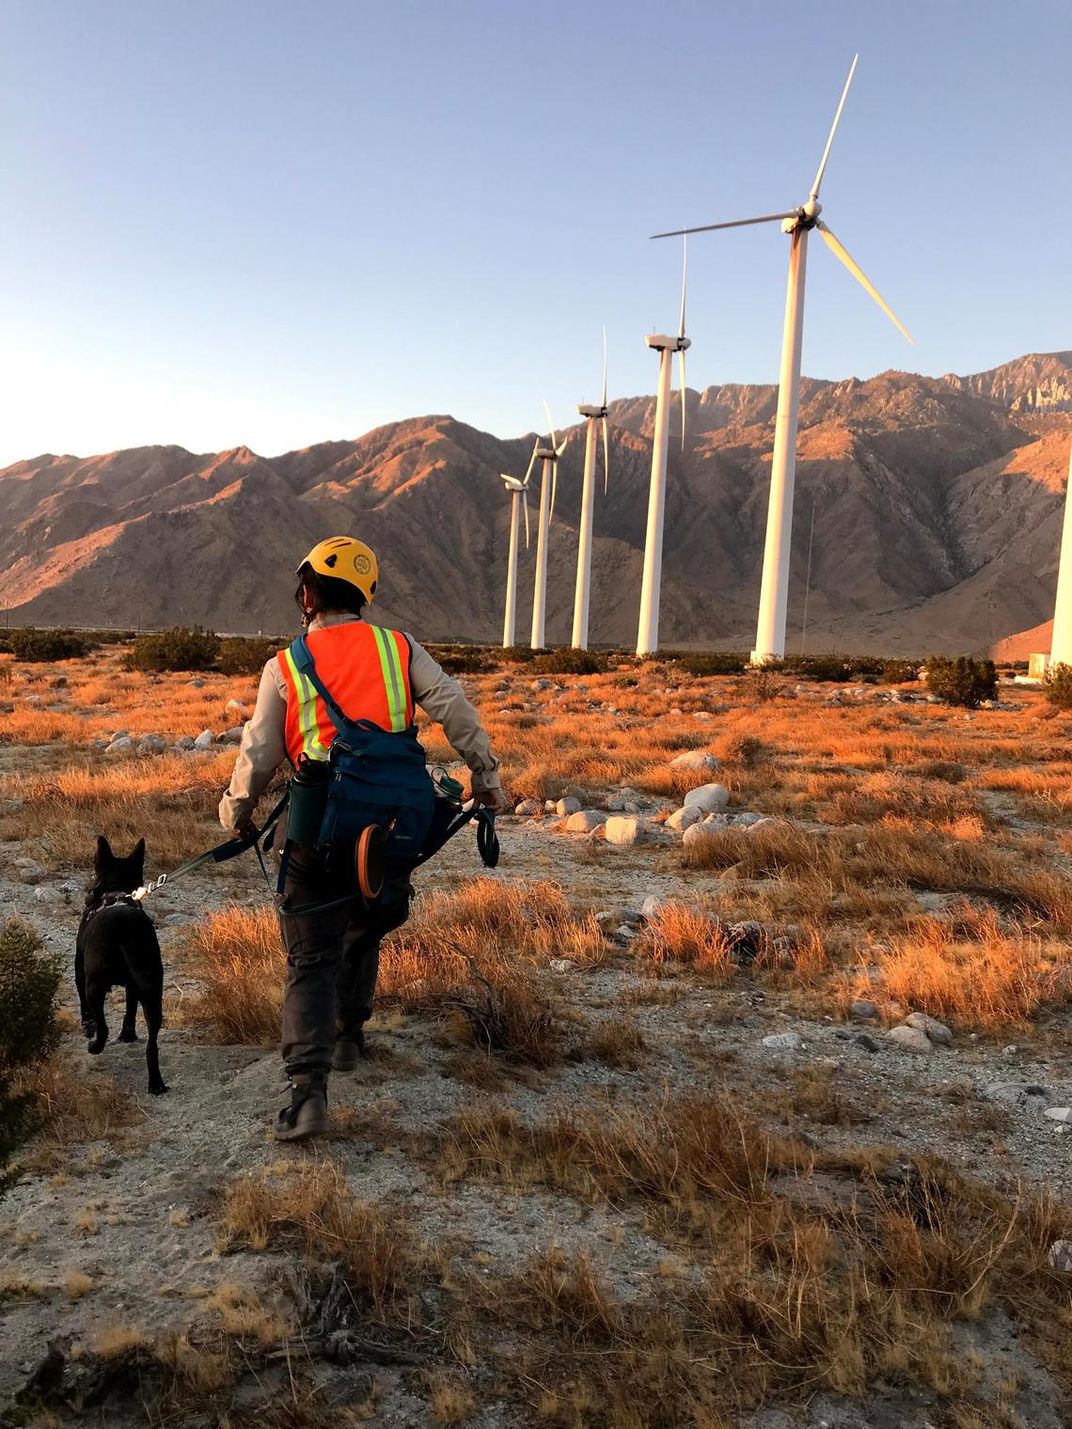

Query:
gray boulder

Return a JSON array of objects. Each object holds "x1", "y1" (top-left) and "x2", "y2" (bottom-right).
[
  {"x1": 887, "y1": 1024, "x2": 935, "y2": 1054},
  {"x1": 555, "y1": 796, "x2": 582, "y2": 816},
  {"x1": 138, "y1": 733, "x2": 168, "y2": 755},
  {"x1": 514, "y1": 798, "x2": 541, "y2": 817},
  {"x1": 905, "y1": 1011, "x2": 953, "y2": 1045},
  {"x1": 682, "y1": 783, "x2": 730, "y2": 815},
  {"x1": 669, "y1": 749, "x2": 718, "y2": 770},
  {"x1": 604, "y1": 816, "x2": 642, "y2": 847},
  {"x1": 666, "y1": 805, "x2": 703, "y2": 832},
  {"x1": 193, "y1": 729, "x2": 216, "y2": 750},
  {"x1": 565, "y1": 810, "x2": 606, "y2": 833},
  {"x1": 762, "y1": 1031, "x2": 803, "y2": 1052},
  {"x1": 105, "y1": 735, "x2": 134, "y2": 755}
]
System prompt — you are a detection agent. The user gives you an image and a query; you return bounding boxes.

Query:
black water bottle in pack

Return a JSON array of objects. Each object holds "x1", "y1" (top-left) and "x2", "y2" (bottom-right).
[{"x1": 287, "y1": 755, "x2": 331, "y2": 847}]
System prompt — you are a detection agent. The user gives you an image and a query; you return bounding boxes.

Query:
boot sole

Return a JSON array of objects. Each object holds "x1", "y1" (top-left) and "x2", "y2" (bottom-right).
[
  {"x1": 274, "y1": 1109, "x2": 330, "y2": 1142},
  {"x1": 332, "y1": 1046, "x2": 363, "y2": 1072}
]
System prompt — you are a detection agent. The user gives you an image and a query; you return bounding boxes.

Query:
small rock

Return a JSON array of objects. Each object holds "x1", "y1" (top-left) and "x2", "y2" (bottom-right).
[
  {"x1": 514, "y1": 798, "x2": 541, "y2": 817},
  {"x1": 219, "y1": 726, "x2": 244, "y2": 744},
  {"x1": 681, "y1": 822, "x2": 715, "y2": 848},
  {"x1": 640, "y1": 895, "x2": 664, "y2": 920},
  {"x1": 565, "y1": 810, "x2": 606, "y2": 833},
  {"x1": 1044, "y1": 1107, "x2": 1072, "y2": 1124},
  {"x1": 762, "y1": 1031, "x2": 804, "y2": 1052},
  {"x1": 187, "y1": 678, "x2": 206, "y2": 688},
  {"x1": 1048, "y1": 1240, "x2": 1072, "y2": 1272},
  {"x1": 666, "y1": 805, "x2": 703, "y2": 832},
  {"x1": 549, "y1": 958, "x2": 575, "y2": 974},
  {"x1": 604, "y1": 816, "x2": 642, "y2": 847},
  {"x1": 985, "y1": 1082, "x2": 1052, "y2": 1108},
  {"x1": 138, "y1": 733, "x2": 168, "y2": 755},
  {"x1": 225, "y1": 699, "x2": 251, "y2": 717},
  {"x1": 105, "y1": 735, "x2": 134, "y2": 754},
  {"x1": 173, "y1": 735, "x2": 196, "y2": 751},
  {"x1": 905, "y1": 1011, "x2": 952, "y2": 1045},
  {"x1": 669, "y1": 750, "x2": 718, "y2": 770},
  {"x1": 851, "y1": 999, "x2": 878, "y2": 1021},
  {"x1": 682, "y1": 783, "x2": 730, "y2": 815},
  {"x1": 17, "y1": 864, "x2": 46, "y2": 886},
  {"x1": 32, "y1": 885, "x2": 61, "y2": 904},
  {"x1": 886, "y1": 1024, "x2": 935, "y2": 1054},
  {"x1": 555, "y1": 796, "x2": 582, "y2": 817},
  {"x1": 614, "y1": 925, "x2": 637, "y2": 944},
  {"x1": 193, "y1": 729, "x2": 216, "y2": 750},
  {"x1": 733, "y1": 811, "x2": 765, "y2": 827},
  {"x1": 854, "y1": 1033, "x2": 881, "y2": 1053}
]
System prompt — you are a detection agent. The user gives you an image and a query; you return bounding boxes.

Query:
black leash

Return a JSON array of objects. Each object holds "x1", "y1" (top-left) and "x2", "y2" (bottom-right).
[{"x1": 130, "y1": 792, "x2": 290, "y2": 903}]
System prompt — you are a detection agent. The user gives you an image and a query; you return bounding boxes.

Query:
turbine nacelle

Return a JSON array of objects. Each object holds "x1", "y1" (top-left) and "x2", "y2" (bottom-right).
[
  {"x1": 577, "y1": 403, "x2": 607, "y2": 418},
  {"x1": 646, "y1": 334, "x2": 691, "y2": 352}
]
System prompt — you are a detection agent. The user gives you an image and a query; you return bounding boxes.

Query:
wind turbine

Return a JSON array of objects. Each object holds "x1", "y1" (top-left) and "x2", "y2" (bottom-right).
[
  {"x1": 1048, "y1": 439, "x2": 1072, "y2": 669},
  {"x1": 530, "y1": 405, "x2": 567, "y2": 649},
  {"x1": 499, "y1": 441, "x2": 538, "y2": 647},
  {"x1": 652, "y1": 54, "x2": 913, "y2": 664},
  {"x1": 572, "y1": 329, "x2": 611, "y2": 650},
  {"x1": 636, "y1": 240, "x2": 690, "y2": 657}
]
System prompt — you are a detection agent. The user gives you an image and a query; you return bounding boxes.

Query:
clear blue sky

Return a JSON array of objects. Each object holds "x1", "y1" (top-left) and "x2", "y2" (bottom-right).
[{"x1": 0, "y1": 0, "x2": 1068, "y2": 467}]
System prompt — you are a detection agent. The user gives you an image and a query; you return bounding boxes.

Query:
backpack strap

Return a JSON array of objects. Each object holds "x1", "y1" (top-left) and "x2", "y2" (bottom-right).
[{"x1": 289, "y1": 635, "x2": 381, "y2": 740}]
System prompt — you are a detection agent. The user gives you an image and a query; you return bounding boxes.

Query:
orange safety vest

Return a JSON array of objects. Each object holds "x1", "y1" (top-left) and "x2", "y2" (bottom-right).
[{"x1": 276, "y1": 623, "x2": 415, "y2": 766}]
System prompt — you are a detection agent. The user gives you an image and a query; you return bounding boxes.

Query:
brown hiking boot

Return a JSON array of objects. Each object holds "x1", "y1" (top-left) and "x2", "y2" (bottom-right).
[
  {"x1": 332, "y1": 1027, "x2": 366, "y2": 1072},
  {"x1": 274, "y1": 1072, "x2": 329, "y2": 1141}
]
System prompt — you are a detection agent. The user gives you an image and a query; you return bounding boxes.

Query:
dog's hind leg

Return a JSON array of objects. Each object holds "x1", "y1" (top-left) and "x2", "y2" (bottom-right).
[
  {"x1": 143, "y1": 992, "x2": 168, "y2": 1095},
  {"x1": 75, "y1": 936, "x2": 93, "y2": 1037},
  {"x1": 86, "y1": 983, "x2": 109, "y2": 1055},
  {"x1": 118, "y1": 985, "x2": 140, "y2": 1042}
]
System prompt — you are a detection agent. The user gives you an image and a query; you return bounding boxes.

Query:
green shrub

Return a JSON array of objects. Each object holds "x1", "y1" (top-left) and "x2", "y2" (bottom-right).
[
  {"x1": 881, "y1": 659, "x2": 920, "y2": 684},
  {"x1": 127, "y1": 625, "x2": 220, "y2": 673},
  {"x1": 217, "y1": 636, "x2": 277, "y2": 676},
  {"x1": 425, "y1": 644, "x2": 498, "y2": 676},
  {"x1": 1044, "y1": 662, "x2": 1072, "y2": 710},
  {"x1": 674, "y1": 652, "x2": 748, "y2": 677},
  {"x1": 501, "y1": 644, "x2": 538, "y2": 664},
  {"x1": 781, "y1": 655, "x2": 852, "y2": 682},
  {"x1": 1, "y1": 627, "x2": 89, "y2": 662},
  {"x1": 530, "y1": 649, "x2": 608, "y2": 676},
  {"x1": 924, "y1": 656, "x2": 997, "y2": 708},
  {"x1": 0, "y1": 920, "x2": 63, "y2": 1071}
]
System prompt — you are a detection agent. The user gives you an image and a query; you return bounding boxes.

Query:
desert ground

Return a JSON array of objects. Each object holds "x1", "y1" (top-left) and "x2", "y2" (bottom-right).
[{"x1": 1, "y1": 645, "x2": 1071, "y2": 1427}]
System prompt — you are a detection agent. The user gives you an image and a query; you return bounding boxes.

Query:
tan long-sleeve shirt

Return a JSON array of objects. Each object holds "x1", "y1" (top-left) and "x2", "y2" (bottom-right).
[{"x1": 218, "y1": 613, "x2": 501, "y2": 833}]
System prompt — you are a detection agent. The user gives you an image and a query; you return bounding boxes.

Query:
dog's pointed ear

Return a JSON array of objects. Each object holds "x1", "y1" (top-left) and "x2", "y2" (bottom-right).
[
  {"x1": 95, "y1": 835, "x2": 113, "y2": 870},
  {"x1": 131, "y1": 838, "x2": 146, "y2": 867}
]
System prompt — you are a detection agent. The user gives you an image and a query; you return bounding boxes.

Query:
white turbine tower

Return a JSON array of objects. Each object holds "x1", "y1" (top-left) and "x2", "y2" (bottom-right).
[
  {"x1": 572, "y1": 330, "x2": 611, "y2": 650},
  {"x1": 530, "y1": 405, "x2": 567, "y2": 649},
  {"x1": 1048, "y1": 439, "x2": 1072, "y2": 669},
  {"x1": 499, "y1": 441, "x2": 538, "y2": 647},
  {"x1": 636, "y1": 241, "x2": 690, "y2": 658},
  {"x1": 652, "y1": 55, "x2": 913, "y2": 664}
]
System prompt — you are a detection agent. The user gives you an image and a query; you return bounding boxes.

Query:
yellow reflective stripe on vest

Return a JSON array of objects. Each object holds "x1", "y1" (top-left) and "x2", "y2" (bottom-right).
[
  {"x1": 370, "y1": 625, "x2": 408, "y2": 732},
  {"x1": 282, "y1": 648, "x2": 329, "y2": 760}
]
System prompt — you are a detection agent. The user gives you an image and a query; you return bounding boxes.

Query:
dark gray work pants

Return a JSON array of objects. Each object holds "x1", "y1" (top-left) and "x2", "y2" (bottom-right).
[{"x1": 277, "y1": 837, "x2": 411, "y2": 1075}]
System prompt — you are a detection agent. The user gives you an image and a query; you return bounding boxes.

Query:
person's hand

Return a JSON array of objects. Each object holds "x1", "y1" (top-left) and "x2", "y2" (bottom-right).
[
  {"x1": 233, "y1": 815, "x2": 259, "y2": 843},
  {"x1": 473, "y1": 787, "x2": 513, "y2": 816}
]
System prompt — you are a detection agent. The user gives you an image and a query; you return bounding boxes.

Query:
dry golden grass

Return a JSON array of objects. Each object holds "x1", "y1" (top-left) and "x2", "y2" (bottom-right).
[
  {"x1": 218, "y1": 1161, "x2": 426, "y2": 1329},
  {"x1": 869, "y1": 909, "x2": 1072, "y2": 1032},
  {"x1": 11, "y1": 1058, "x2": 141, "y2": 1174},
  {"x1": 178, "y1": 904, "x2": 283, "y2": 1045},
  {"x1": 638, "y1": 900, "x2": 733, "y2": 975}
]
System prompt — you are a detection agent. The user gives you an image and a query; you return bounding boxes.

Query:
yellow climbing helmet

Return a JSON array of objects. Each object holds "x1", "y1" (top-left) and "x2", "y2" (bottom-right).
[{"x1": 297, "y1": 536, "x2": 378, "y2": 605}]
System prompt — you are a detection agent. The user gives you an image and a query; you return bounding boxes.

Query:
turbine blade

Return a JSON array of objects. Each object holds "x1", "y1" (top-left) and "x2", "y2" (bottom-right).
[
  {"x1": 816, "y1": 222, "x2": 914, "y2": 344},
  {"x1": 678, "y1": 233, "x2": 688, "y2": 339},
  {"x1": 810, "y1": 53, "x2": 858, "y2": 201},
  {"x1": 550, "y1": 460, "x2": 558, "y2": 525},
  {"x1": 651, "y1": 212, "x2": 797, "y2": 239},
  {"x1": 678, "y1": 348, "x2": 687, "y2": 451},
  {"x1": 543, "y1": 399, "x2": 557, "y2": 451},
  {"x1": 601, "y1": 415, "x2": 609, "y2": 495},
  {"x1": 522, "y1": 440, "x2": 538, "y2": 486},
  {"x1": 522, "y1": 489, "x2": 530, "y2": 548},
  {"x1": 556, "y1": 437, "x2": 567, "y2": 458},
  {"x1": 601, "y1": 324, "x2": 608, "y2": 408}
]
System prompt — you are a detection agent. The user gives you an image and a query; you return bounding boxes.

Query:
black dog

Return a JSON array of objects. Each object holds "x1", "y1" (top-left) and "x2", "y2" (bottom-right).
[{"x1": 75, "y1": 836, "x2": 168, "y2": 1095}]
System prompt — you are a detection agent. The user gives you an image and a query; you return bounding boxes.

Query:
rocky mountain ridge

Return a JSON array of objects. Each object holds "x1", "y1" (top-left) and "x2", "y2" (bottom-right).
[{"x1": 1, "y1": 351, "x2": 1070, "y2": 654}]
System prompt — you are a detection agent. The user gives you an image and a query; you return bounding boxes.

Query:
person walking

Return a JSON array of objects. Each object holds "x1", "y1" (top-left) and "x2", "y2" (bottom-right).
[{"x1": 219, "y1": 536, "x2": 510, "y2": 1140}]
